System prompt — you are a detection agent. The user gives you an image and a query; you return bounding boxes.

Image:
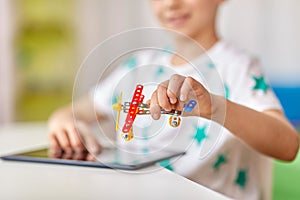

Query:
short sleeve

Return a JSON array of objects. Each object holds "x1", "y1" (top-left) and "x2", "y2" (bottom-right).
[{"x1": 228, "y1": 57, "x2": 282, "y2": 112}]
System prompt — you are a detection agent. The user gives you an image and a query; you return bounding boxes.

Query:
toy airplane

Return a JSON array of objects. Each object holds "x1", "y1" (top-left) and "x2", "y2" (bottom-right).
[{"x1": 112, "y1": 84, "x2": 197, "y2": 142}]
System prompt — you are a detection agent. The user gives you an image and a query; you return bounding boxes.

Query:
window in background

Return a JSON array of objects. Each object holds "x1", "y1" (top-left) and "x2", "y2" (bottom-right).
[{"x1": 14, "y1": 0, "x2": 77, "y2": 121}]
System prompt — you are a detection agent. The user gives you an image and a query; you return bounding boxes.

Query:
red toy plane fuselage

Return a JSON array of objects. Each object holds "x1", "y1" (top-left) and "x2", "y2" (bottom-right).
[{"x1": 121, "y1": 84, "x2": 144, "y2": 134}]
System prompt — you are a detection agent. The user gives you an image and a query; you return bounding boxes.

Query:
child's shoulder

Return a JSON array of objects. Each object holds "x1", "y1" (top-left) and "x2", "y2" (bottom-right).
[
  {"x1": 208, "y1": 40, "x2": 255, "y2": 63},
  {"x1": 209, "y1": 40, "x2": 258, "y2": 70}
]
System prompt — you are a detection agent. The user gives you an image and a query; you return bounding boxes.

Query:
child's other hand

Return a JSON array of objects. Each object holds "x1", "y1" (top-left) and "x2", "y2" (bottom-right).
[
  {"x1": 150, "y1": 74, "x2": 219, "y2": 120},
  {"x1": 48, "y1": 108, "x2": 102, "y2": 158}
]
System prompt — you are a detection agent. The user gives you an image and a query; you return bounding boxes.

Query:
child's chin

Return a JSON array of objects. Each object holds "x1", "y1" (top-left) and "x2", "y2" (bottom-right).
[
  {"x1": 174, "y1": 28, "x2": 195, "y2": 38},
  {"x1": 161, "y1": 25, "x2": 196, "y2": 40}
]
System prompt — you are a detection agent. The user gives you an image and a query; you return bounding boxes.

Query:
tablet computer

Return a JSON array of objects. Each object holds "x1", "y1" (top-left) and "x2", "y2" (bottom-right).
[{"x1": 0, "y1": 147, "x2": 185, "y2": 170}]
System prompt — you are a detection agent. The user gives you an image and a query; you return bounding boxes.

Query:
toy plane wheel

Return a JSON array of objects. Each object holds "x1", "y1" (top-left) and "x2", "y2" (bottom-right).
[{"x1": 169, "y1": 116, "x2": 181, "y2": 128}]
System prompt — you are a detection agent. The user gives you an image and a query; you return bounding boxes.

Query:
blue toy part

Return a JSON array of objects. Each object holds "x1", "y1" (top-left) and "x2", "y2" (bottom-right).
[{"x1": 184, "y1": 100, "x2": 197, "y2": 112}]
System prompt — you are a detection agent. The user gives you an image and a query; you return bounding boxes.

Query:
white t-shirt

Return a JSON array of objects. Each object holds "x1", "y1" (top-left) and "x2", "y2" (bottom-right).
[{"x1": 91, "y1": 40, "x2": 282, "y2": 200}]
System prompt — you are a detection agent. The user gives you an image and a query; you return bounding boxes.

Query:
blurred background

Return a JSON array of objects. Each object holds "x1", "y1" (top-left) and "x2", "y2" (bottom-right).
[{"x1": 0, "y1": 0, "x2": 299, "y2": 199}]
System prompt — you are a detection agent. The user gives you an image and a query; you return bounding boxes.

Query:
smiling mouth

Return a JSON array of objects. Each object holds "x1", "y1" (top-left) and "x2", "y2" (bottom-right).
[{"x1": 167, "y1": 14, "x2": 190, "y2": 27}]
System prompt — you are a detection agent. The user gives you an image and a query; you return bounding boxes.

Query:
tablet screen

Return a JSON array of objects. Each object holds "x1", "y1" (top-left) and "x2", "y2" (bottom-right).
[{"x1": 1, "y1": 148, "x2": 185, "y2": 170}]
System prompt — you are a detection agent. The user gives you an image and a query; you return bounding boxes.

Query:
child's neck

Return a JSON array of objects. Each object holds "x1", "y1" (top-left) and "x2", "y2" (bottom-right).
[{"x1": 171, "y1": 28, "x2": 219, "y2": 66}]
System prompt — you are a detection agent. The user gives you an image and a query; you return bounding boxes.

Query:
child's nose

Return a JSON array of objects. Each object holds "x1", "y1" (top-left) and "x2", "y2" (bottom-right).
[{"x1": 164, "y1": 0, "x2": 181, "y2": 9}]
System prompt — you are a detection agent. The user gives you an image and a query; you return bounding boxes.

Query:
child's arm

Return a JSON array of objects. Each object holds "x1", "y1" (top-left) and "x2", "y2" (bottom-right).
[
  {"x1": 48, "y1": 95, "x2": 104, "y2": 154},
  {"x1": 150, "y1": 74, "x2": 299, "y2": 161}
]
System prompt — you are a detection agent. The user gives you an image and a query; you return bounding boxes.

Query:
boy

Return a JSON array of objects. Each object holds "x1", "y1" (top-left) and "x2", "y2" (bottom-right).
[{"x1": 48, "y1": 0, "x2": 299, "y2": 199}]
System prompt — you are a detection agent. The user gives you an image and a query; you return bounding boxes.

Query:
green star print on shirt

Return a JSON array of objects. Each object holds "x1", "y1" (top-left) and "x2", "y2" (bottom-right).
[
  {"x1": 252, "y1": 75, "x2": 269, "y2": 93},
  {"x1": 124, "y1": 56, "x2": 137, "y2": 68},
  {"x1": 235, "y1": 169, "x2": 248, "y2": 189},
  {"x1": 158, "y1": 159, "x2": 174, "y2": 171},
  {"x1": 207, "y1": 62, "x2": 215, "y2": 69},
  {"x1": 224, "y1": 84, "x2": 230, "y2": 99},
  {"x1": 112, "y1": 94, "x2": 118, "y2": 105},
  {"x1": 155, "y1": 66, "x2": 165, "y2": 78},
  {"x1": 192, "y1": 124, "x2": 208, "y2": 146},
  {"x1": 141, "y1": 147, "x2": 149, "y2": 154},
  {"x1": 213, "y1": 154, "x2": 227, "y2": 171}
]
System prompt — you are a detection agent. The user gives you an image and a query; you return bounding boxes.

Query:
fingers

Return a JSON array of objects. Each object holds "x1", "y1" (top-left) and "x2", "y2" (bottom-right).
[
  {"x1": 150, "y1": 76, "x2": 186, "y2": 118},
  {"x1": 55, "y1": 130, "x2": 72, "y2": 152},
  {"x1": 180, "y1": 76, "x2": 200, "y2": 101},
  {"x1": 65, "y1": 125, "x2": 85, "y2": 152},
  {"x1": 84, "y1": 134, "x2": 102, "y2": 155},
  {"x1": 150, "y1": 90, "x2": 162, "y2": 120},
  {"x1": 165, "y1": 74, "x2": 187, "y2": 111},
  {"x1": 150, "y1": 75, "x2": 208, "y2": 119},
  {"x1": 157, "y1": 82, "x2": 172, "y2": 111},
  {"x1": 48, "y1": 147, "x2": 89, "y2": 161},
  {"x1": 86, "y1": 154, "x2": 96, "y2": 162},
  {"x1": 76, "y1": 122, "x2": 102, "y2": 155},
  {"x1": 167, "y1": 74, "x2": 185, "y2": 104},
  {"x1": 48, "y1": 133, "x2": 62, "y2": 157},
  {"x1": 49, "y1": 133, "x2": 60, "y2": 150},
  {"x1": 152, "y1": 75, "x2": 195, "y2": 113},
  {"x1": 48, "y1": 121, "x2": 102, "y2": 157},
  {"x1": 179, "y1": 78, "x2": 191, "y2": 102}
]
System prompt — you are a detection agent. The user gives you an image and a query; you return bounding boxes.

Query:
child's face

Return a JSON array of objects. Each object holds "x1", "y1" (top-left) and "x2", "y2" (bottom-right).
[{"x1": 150, "y1": 0, "x2": 223, "y2": 38}]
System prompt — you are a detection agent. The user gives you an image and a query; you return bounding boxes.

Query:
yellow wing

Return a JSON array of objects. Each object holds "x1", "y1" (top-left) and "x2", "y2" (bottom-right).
[{"x1": 112, "y1": 92, "x2": 122, "y2": 131}]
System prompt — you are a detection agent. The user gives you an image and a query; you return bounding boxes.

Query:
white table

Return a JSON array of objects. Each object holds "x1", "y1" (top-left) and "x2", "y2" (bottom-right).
[{"x1": 0, "y1": 123, "x2": 231, "y2": 200}]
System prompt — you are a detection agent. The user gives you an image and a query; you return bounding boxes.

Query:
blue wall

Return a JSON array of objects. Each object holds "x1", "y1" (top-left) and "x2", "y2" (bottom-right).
[{"x1": 273, "y1": 87, "x2": 300, "y2": 127}]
